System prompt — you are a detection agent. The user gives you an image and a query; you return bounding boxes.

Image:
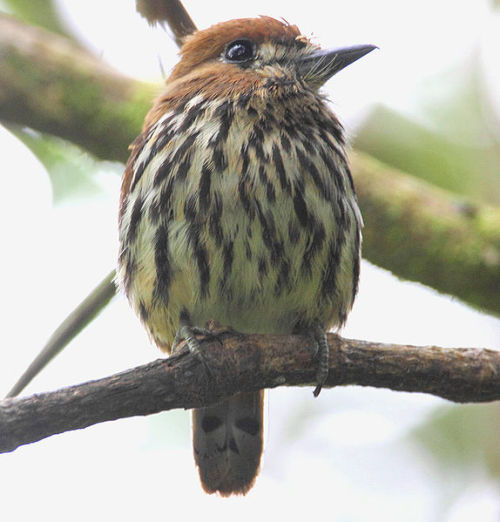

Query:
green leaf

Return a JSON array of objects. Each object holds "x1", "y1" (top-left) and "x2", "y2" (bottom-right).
[
  {"x1": 355, "y1": 56, "x2": 500, "y2": 206},
  {"x1": 12, "y1": 127, "x2": 122, "y2": 203},
  {"x1": 412, "y1": 403, "x2": 500, "y2": 478},
  {"x1": 2, "y1": 0, "x2": 73, "y2": 39}
]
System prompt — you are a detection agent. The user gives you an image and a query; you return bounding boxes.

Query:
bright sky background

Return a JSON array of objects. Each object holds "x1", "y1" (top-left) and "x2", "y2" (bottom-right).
[{"x1": 0, "y1": 1, "x2": 499, "y2": 521}]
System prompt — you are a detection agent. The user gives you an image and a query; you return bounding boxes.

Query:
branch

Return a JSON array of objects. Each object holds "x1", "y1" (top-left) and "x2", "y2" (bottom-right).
[
  {"x1": 352, "y1": 153, "x2": 500, "y2": 314},
  {"x1": 0, "y1": 12, "x2": 154, "y2": 162},
  {"x1": 1, "y1": 13, "x2": 499, "y2": 316},
  {"x1": 1, "y1": 331, "x2": 499, "y2": 453},
  {"x1": 136, "y1": 0, "x2": 197, "y2": 46},
  {"x1": 5, "y1": 271, "x2": 117, "y2": 398}
]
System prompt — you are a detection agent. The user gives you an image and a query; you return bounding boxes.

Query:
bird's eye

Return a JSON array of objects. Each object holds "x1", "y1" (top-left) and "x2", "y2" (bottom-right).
[{"x1": 224, "y1": 39, "x2": 256, "y2": 64}]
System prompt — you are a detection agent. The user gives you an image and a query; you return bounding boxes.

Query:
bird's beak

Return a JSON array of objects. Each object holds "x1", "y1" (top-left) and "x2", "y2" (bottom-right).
[{"x1": 298, "y1": 44, "x2": 377, "y2": 84}]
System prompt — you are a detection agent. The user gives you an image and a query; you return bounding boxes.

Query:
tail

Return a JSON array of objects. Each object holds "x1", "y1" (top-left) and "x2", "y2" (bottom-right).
[{"x1": 192, "y1": 390, "x2": 264, "y2": 496}]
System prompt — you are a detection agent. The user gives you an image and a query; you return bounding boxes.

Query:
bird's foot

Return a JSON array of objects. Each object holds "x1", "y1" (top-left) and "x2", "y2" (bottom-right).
[
  {"x1": 171, "y1": 325, "x2": 218, "y2": 376},
  {"x1": 309, "y1": 324, "x2": 330, "y2": 397},
  {"x1": 171, "y1": 322, "x2": 234, "y2": 377}
]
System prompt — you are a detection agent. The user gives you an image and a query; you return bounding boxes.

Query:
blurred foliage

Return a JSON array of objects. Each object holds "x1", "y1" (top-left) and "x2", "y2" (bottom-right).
[
  {"x1": 1, "y1": 0, "x2": 73, "y2": 39},
  {"x1": 355, "y1": 57, "x2": 500, "y2": 206},
  {"x1": 413, "y1": 403, "x2": 500, "y2": 479},
  {"x1": 11, "y1": 127, "x2": 121, "y2": 203}
]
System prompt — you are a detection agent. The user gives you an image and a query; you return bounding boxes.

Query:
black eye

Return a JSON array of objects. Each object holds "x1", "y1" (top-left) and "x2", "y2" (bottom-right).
[{"x1": 224, "y1": 39, "x2": 256, "y2": 64}]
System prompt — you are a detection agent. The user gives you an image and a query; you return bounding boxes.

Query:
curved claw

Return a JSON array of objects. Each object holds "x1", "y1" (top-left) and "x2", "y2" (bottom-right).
[
  {"x1": 172, "y1": 325, "x2": 213, "y2": 353},
  {"x1": 171, "y1": 325, "x2": 220, "y2": 378},
  {"x1": 311, "y1": 325, "x2": 330, "y2": 397}
]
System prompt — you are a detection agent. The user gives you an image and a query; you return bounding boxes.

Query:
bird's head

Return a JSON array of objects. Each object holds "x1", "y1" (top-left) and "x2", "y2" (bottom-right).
[{"x1": 166, "y1": 16, "x2": 376, "y2": 98}]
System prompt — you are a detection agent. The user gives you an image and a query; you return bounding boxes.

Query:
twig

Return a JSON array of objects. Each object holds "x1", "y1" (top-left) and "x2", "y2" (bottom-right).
[
  {"x1": 1, "y1": 332, "x2": 498, "y2": 453},
  {"x1": 5, "y1": 271, "x2": 117, "y2": 398},
  {"x1": 136, "y1": 0, "x2": 197, "y2": 46}
]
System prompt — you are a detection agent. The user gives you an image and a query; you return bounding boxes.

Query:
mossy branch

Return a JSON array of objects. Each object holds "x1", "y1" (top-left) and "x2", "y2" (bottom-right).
[
  {"x1": 352, "y1": 153, "x2": 500, "y2": 314},
  {"x1": 0, "y1": 12, "x2": 154, "y2": 161},
  {"x1": 1, "y1": 331, "x2": 499, "y2": 454}
]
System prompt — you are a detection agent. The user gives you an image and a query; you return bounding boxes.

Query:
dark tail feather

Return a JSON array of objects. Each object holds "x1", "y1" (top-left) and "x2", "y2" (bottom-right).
[{"x1": 192, "y1": 390, "x2": 264, "y2": 496}]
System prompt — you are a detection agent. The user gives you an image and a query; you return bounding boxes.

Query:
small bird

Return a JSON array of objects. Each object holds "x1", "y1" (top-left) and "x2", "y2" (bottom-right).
[{"x1": 118, "y1": 16, "x2": 374, "y2": 496}]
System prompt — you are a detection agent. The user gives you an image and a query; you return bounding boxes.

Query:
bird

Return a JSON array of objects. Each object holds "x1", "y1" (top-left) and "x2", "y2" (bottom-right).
[{"x1": 117, "y1": 16, "x2": 374, "y2": 496}]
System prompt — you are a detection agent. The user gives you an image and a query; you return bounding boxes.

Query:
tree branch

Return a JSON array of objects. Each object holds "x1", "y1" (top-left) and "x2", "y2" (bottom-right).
[
  {"x1": 136, "y1": 0, "x2": 197, "y2": 47},
  {"x1": 0, "y1": 12, "x2": 154, "y2": 161},
  {"x1": 352, "y1": 153, "x2": 500, "y2": 314},
  {"x1": 1, "y1": 331, "x2": 499, "y2": 454}
]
